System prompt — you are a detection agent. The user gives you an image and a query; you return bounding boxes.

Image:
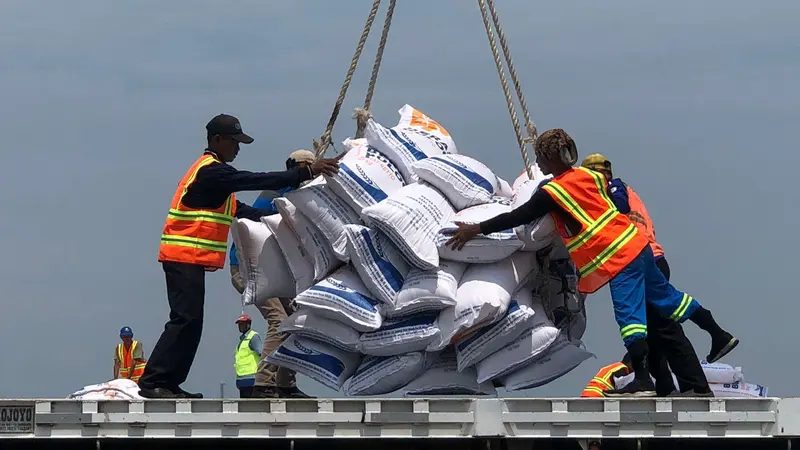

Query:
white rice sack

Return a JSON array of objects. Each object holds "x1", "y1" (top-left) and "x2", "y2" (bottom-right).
[
  {"x1": 285, "y1": 177, "x2": 361, "y2": 262},
  {"x1": 364, "y1": 104, "x2": 458, "y2": 182},
  {"x1": 454, "y1": 289, "x2": 538, "y2": 371},
  {"x1": 344, "y1": 225, "x2": 410, "y2": 306},
  {"x1": 230, "y1": 218, "x2": 295, "y2": 305},
  {"x1": 412, "y1": 154, "x2": 498, "y2": 210},
  {"x1": 360, "y1": 311, "x2": 440, "y2": 356},
  {"x1": 512, "y1": 164, "x2": 551, "y2": 192},
  {"x1": 512, "y1": 179, "x2": 557, "y2": 252},
  {"x1": 392, "y1": 260, "x2": 467, "y2": 318},
  {"x1": 343, "y1": 352, "x2": 427, "y2": 396},
  {"x1": 501, "y1": 336, "x2": 596, "y2": 391},
  {"x1": 262, "y1": 214, "x2": 315, "y2": 294},
  {"x1": 279, "y1": 309, "x2": 361, "y2": 353},
  {"x1": 274, "y1": 198, "x2": 340, "y2": 281},
  {"x1": 399, "y1": 350, "x2": 496, "y2": 396},
  {"x1": 325, "y1": 138, "x2": 406, "y2": 214},
  {"x1": 431, "y1": 252, "x2": 539, "y2": 351},
  {"x1": 294, "y1": 265, "x2": 383, "y2": 332},
  {"x1": 475, "y1": 300, "x2": 560, "y2": 383},
  {"x1": 362, "y1": 182, "x2": 455, "y2": 269},
  {"x1": 710, "y1": 382, "x2": 768, "y2": 398},
  {"x1": 496, "y1": 177, "x2": 514, "y2": 199},
  {"x1": 437, "y1": 201, "x2": 524, "y2": 263},
  {"x1": 267, "y1": 335, "x2": 361, "y2": 390},
  {"x1": 701, "y1": 361, "x2": 745, "y2": 384}
]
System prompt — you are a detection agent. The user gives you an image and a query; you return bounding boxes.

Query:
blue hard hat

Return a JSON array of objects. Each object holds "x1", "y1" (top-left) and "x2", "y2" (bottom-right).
[{"x1": 120, "y1": 326, "x2": 133, "y2": 337}]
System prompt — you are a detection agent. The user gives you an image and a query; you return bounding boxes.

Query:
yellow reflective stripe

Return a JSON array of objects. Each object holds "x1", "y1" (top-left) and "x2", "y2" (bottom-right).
[
  {"x1": 620, "y1": 324, "x2": 647, "y2": 339},
  {"x1": 566, "y1": 209, "x2": 619, "y2": 252},
  {"x1": 670, "y1": 293, "x2": 693, "y2": 321},
  {"x1": 579, "y1": 223, "x2": 638, "y2": 278},
  {"x1": 579, "y1": 167, "x2": 616, "y2": 211},
  {"x1": 542, "y1": 182, "x2": 594, "y2": 227},
  {"x1": 593, "y1": 377, "x2": 615, "y2": 390},
  {"x1": 167, "y1": 209, "x2": 233, "y2": 225},
  {"x1": 160, "y1": 234, "x2": 228, "y2": 252},
  {"x1": 179, "y1": 155, "x2": 219, "y2": 199},
  {"x1": 583, "y1": 386, "x2": 606, "y2": 396}
]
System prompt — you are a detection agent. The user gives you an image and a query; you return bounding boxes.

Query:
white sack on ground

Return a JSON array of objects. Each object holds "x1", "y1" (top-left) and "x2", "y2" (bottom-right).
[
  {"x1": 68, "y1": 379, "x2": 143, "y2": 400},
  {"x1": 412, "y1": 154, "x2": 498, "y2": 210},
  {"x1": 512, "y1": 179, "x2": 557, "y2": 252},
  {"x1": 362, "y1": 182, "x2": 455, "y2": 269},
  {"x1": 392, "y1": 260, "x2": 467, "y2": 318},
  {"x1": 230, "y1": 218, "x2": 295, "y2": 305},
  {"x1": 437, "y1": 201, "x2": 524, "y2": 263},
  {"x1": 285, "y1": 177, "x2": 361, "y2": 262},
  {"x1": 364, "y1": 104, "x2": 458, "y2": 182},
  {"x1": 263, "y1": 214, "x2": 315, "y2": 294},
  {"x1": 475, "y1": 300, "x2": 560, "y2": 383},
  {"x1": 701, "y1": 361, "x2": 745, "y2": 384},
  {"x1": 710, "y1": 382, "x2": 768, "y2": 398},
  {"x1": 500, "y1": 335, "x2": 595, "y2": 391},
  {"x1": 343, "y1": 352, "x2": 427, "y2": 396},
  {"x1": 267, "y1": 335, "x2": 361, "y2": 391},
  {"x1": 274, "y1": 198, "x2": 340, "y2": 281},
  {"x1": 512, "y1": 164, "x2": 551, "y2": 192},
  {"x1": 431, "y1": 252, "x2": 539, "y2": 351},
  {"x1": 454, "y1": 289, "x2": 538, "y2": 371},
  {"x1": 325, "y1": 138, "x2": 406, "y2": 214},
  {"x1": 399, "y1": 350, "x2": 496, "y2": 396},
  {"x1": 344, "y1": 224, "x2": 409, "y2": 307},
  {"x1": 279, "y1": 309, "x2": 361, "y2": 353},
  {"x1": 293, "y1": 265, "x2": 383, "y2": 332},
  {"x1": 359, "y1": 311, "x2": 440, "y2": 356}
]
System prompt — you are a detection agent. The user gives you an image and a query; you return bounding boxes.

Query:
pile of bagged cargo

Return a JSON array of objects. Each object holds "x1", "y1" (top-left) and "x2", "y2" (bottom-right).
[
  {"x1": 613, "y1": 361, "x2": 769, "y2": 398},
  {"x1": 231, "y1": 104, "x2": 596, "y2": 396}
]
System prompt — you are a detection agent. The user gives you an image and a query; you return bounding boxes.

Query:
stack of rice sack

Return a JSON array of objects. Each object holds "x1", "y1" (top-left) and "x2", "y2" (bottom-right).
[
  {"x1": 613, "y1": 361, "x2": 769, "y2": 398},
  {"x1": 230, "y1": 105, "x2": 595, "y2": 396}
]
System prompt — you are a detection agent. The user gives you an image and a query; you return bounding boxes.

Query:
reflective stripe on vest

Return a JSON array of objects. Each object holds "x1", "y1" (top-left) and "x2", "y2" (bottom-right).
[
  {"x1": 158, "y1": 154, "x2": 237, "y2": 270},
  {"x1": 541, "y1": 167, "x2": 648, "y2": 293},
  {"x1": 580, "y1": 362, "x2": 630, "y2": 397},
  {"x1": 234, "y1": 330, "x2": 260, "y2": 377},
  {"x1": 625, "y1": 186, "x2": 665, "y2": 258},
  {"x1": 117, "y1": 341, "x2": 141, "y2": 379}
]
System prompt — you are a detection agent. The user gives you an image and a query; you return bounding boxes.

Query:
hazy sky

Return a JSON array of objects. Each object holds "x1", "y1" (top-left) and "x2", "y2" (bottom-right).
[{"x1": 1, "y1": 0, "x2": 798, "y2": 398}]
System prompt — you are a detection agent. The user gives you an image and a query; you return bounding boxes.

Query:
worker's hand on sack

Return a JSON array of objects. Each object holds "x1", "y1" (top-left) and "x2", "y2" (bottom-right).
[
  {"x1": 443, "y1": 221, "x2": 482, "y2": 251},
  {"x1": 310, "y1": 153, "x2": 344, "y2": 177}
]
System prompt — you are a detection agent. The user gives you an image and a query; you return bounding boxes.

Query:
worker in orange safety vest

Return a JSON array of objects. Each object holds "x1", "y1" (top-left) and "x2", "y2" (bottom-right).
[
  {"x1": 114, "y1": 326, "x2": 147, "y2": 383},
  {"x1": 580, "y1": 154, "x2": 714, "y2": 397},
  {"x1": 581, "y1": 355, "x2": 632, "y2": 397},
  {"x1": 137, "y1": 113, "x2": 342, "y2": 399},
  {"x1": 444, "y1": 128, "x2": 738, "y2": 396}
]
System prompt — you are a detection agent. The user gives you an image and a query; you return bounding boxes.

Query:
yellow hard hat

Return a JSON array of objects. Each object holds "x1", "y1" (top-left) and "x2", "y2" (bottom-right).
[{"x1": 581, "y1": 153, "x2": 611, "y2": 171}]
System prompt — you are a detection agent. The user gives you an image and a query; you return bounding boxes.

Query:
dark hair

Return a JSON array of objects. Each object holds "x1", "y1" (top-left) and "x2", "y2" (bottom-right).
[{"x1": 534, "y1": 128, "x2": 578, "y2": 165}]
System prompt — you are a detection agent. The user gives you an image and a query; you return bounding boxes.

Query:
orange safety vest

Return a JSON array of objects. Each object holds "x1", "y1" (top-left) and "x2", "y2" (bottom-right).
[
  {"x1": 541, "y1": 167, "x2": 648, "y2": 293},
  {"x1": 117, "y1": 341, "x2": 147, "y2": 383},
  {"x1": 581, "y1": 362, "x2": 630, "y2": 398},
  {"x1": 158, "y1": 153, "x2": 237, "y2": 270},
  {"x1": 625, "y1": 186, "x2": 664, "y2": 258}
]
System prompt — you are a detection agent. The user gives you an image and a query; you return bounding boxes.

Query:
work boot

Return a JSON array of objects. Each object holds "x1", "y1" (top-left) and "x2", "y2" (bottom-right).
[
  {"x1": 707, "y1": 332, "x2": 739, "y2": 364},
  {"x1": 250, "y1": 386, "x2": 280, "y2": 399},
  {"x1": 279, "y1": 386, "x2": 314, "y2": 399},
  {"x1": 171, "y1": 386, "x2": 203, "y2": 399},
  {"x1": 139, "y1": 387, "x2": 183, "y2": 399},
  {"x1": 667, "y1": 389, "x2": 714, "y2": 398},
  {"x1": 605, "y1": 379, "x2": 657, "y2": 397}
]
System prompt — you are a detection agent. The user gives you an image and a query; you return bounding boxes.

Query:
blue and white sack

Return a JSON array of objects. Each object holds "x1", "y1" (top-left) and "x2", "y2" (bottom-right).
[
  {"x1": 343, "y1": 352, "x2": 428, "y2": 396},
  {"x1": 267, "y1": 335, "x2": 361, "y2": 391},
  {"x1": 360, "y1": 311, "x2": 440, "y2": 356},
  {"x1": 413, "y1": 154, "x2": 498, "y2": 210},
  {"x1": 344, "y1": 225, "x2": 410, "y2": 306}
]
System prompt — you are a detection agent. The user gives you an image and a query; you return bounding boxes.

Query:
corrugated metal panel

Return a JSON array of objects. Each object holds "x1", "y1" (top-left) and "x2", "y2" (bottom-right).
[{"x1": 0, "y1": 397, "x2": 788, "y2": 440}]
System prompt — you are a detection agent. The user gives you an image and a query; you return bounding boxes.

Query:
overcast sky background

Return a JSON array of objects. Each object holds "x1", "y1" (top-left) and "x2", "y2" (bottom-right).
[{"x1": 1, "y1": 0, "x2": 798, "y2": 398}]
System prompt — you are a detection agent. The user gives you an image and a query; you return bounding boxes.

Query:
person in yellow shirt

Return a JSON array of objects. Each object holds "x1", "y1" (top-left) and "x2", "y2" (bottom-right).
[
  {"x1": 233, "y1": 315, "x2": 262, "y2": 398},
  {"x1": 114, "y1": 327, "x2": 146, "y2": 383}
]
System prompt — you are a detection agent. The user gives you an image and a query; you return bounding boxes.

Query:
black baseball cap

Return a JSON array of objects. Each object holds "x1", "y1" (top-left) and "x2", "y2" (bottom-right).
[{"x1": 206, "y1": 114, "x2": 254, "y2": 144}]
